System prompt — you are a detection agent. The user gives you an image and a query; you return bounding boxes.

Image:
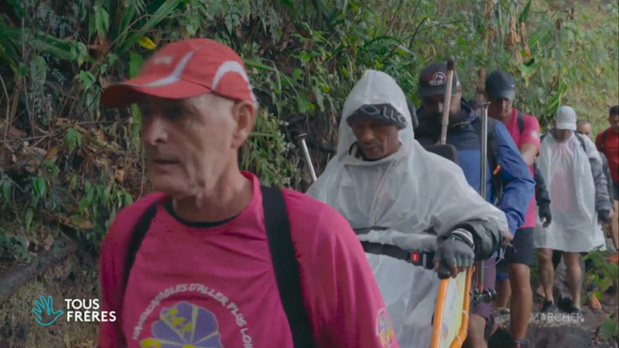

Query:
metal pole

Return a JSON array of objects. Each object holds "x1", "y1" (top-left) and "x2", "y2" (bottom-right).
[
  {"x1": 297, "y1": 133, "x2": 317, "y2": 183},
  {"x1": 440, "y1": 57, "x2": 455, "y2": 145},
  {"x1": 477, "y1": 102, "x2": 490, "y2": 291}
]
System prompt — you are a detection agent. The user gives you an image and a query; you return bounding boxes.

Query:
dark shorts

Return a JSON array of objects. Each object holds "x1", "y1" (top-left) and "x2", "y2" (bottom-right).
[
  {"x1": 614, "y1": 181, "x2": 619, "y2": 202},
  {"x1": 496, "y1": 227, "x2": 535, "y2": 279},
  {"x1": 471, "y1": 258, "x2": 497, "y2": 322}
]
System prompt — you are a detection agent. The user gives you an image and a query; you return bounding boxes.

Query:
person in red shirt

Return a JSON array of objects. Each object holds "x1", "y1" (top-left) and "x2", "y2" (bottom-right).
[
  {"x1": 97, "y1": 38, "x2": 398, "y2": 348},
  {"x1": 484, "y1": 70, "x2": 540, "y2": 348},
  {"x1": 596, "y1": 105, "x2": 619, "y2": 263}
]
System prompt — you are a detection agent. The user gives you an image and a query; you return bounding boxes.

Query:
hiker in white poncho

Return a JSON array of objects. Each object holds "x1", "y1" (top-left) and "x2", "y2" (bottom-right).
[
  {"x1": 306, "y1": 70, "x2": 510, "y2": 347},
  {"x1": 534, "y1": 106, "x2": 614, "y2": 314}
]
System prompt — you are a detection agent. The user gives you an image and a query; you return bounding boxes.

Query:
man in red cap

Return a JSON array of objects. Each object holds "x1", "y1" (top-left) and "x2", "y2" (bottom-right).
[{"x1": 97, "y1": 38, "x2": 398, "y2": 348}]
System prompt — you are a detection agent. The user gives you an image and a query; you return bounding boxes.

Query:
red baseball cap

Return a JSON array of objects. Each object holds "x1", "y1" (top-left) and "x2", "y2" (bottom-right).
[{"x1": 100, "y1": 38, "x2": 256, "y2": 108}]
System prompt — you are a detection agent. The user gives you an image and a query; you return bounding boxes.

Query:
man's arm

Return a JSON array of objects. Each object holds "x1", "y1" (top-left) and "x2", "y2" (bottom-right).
[
  {"x1": 533, "y1": 162, "x2": 550, "y2": 205},
  {"x1": 599, "y1": 153, "x2": 615, "y2": 204},
  {"x1": 595, "y1": 132, "x2": 603, "y2": 152},
  {"x1": 98, "y1": 219, "x2": 128, "y2": 348},
  {"x1": 97, "y1": 194, "x2": 163, "y2": 348},
  {"x1": 583, "y1": 137, "x2": 613, "y2": 212},
  {"x1": 420, "y1": 152, "x2": 509, "y2": 260},
  {"x1": 295, "y1": 204, "x2": 399, "y2": 348},
  {"x1": 495, "y1": 122, "x2": 536, "y2": 234},
  {"x1": 518, "y1": 115, "x2": 541, "y2": 166}
]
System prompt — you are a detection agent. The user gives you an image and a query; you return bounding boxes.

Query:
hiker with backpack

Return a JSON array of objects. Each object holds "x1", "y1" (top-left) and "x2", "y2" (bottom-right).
[
  {"x1": 414, "y1": 63, "x2": 535, "y2": 348},
  {"x1": 306, "y1": 69, "x2": 510, "y2": 348},
  {"x1": 534, "y1": 106, "x2": 614, "y2": 315},
  {"x1": 578, "y1": 120, "x2": 616, "y2": 246},
  {"x1": 595, "y1": 106, "x2": 619, "y2": 263},
  {"x1": 96, "y1": 38, "x2": 398, "y2": 348},
  {"x1": 483, "y1": 70, "x2": 542, "y2": 348}
]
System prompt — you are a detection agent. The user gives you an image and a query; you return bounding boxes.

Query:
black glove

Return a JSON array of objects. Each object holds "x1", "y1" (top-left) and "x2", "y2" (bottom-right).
[
  {"x1": 539, "y1": 203, "x2": 552, "y2": 226},
  {"x1": 598, "y1": 210, "x2": 611, "y2": 225},
  {"x1": 433, "y1": 228, "x2": 475, "y2": 278}
]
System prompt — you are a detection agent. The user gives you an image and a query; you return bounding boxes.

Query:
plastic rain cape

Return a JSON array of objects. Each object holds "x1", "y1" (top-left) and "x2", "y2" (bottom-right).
[
  {"x1": 533, "y1": 133, "x2": 606, "y2": 252},
  {"x1": 306, "y1": 70, "x2": 509, "y2": 347}
]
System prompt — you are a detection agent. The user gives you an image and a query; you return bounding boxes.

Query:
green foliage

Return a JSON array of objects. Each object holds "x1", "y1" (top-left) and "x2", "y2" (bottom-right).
[
  {"x1": 600, "y1": 313, "x2": 619, "y2": 341},
  {"x1": 583, "y1": 251, "x2": 619, "y2": 293},
  {"x1": 0, "y1": 0, "x2": 617, "y2": 262}
]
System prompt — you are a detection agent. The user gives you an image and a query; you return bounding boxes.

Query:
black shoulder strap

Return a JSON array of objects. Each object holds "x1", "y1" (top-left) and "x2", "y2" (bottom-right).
[
  {"x1": 600, "y1": 129, "x2": 608, "y2": 152},
  {"x1": 517, "y1": 111, "x2": 525, "y2": 133},
  {"x1": 124, "y1": 202, "x2": 159, "y2": 288},
  {"x1": 575, "y1": 133, "x2": 587, "y2": 152},
  {"x1": 261, "y1": 185, "x2": 315, "y2": 348},
  {"x1": 123, "y1": 189, "x2": 315, "y2": 347}
]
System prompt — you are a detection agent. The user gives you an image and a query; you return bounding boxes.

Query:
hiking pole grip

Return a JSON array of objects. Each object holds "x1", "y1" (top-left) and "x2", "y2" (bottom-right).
[
  {"x1": 297, "y1": 133, "x2": 317, "y2": 183},
  {"x1": 437, "y1": 262, "x2": 451, "y2": 279},
  {"x1": 439, "y1": 56, "x2": 455, "y2": 145}
]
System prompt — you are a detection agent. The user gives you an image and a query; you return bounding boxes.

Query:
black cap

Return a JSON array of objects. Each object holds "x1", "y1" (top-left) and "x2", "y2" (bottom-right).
[
  {"x1": 347, "y1": 103, "x2": 407, "y2": 129},
  {"x1": 418, "y1": 62, "x2": 460, "y2": 98},
  {"x1": 485, "y1": 70, "x2": 516, "y2": 100}
]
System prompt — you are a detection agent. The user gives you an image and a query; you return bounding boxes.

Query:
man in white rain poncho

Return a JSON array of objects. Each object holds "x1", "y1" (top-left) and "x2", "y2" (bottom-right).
[
  {"x1": 306, "y1": 70, "x2": 510, "y2": 347},
  {"x1": 534, "y1": 106, "x2": 614, "y2": 314}
]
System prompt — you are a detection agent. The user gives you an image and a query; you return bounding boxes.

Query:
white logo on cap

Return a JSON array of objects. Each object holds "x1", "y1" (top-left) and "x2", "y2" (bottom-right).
[
  {"x1": 429, "y1": 72, "x2": 447, "y2": 86},
  {"x1": 152, "y1": 55, "x2": 174, "y2": 65}
]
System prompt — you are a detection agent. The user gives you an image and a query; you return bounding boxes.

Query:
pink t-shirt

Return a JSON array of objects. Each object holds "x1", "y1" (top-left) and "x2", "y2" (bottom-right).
[
  {"x1": 504, "y1": 108, "x2": 541, "y2": 229},
  {"x1": 98, "y1": 171, "x2": 398, "y2": 348}
]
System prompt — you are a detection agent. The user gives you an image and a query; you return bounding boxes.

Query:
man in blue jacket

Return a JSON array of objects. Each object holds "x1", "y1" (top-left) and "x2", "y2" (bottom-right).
[{"x1": 414, "y1": 62, "x2": 535, "y2": 348}]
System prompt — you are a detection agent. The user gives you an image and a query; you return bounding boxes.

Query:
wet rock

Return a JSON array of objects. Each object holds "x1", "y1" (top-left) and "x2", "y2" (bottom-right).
[{"x1": 490, "y1": 314, "x2": 592, "y2": 348}]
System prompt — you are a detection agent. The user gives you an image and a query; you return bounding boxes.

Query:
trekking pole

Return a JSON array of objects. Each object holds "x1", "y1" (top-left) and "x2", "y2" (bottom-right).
[
  {"x1": 436, "y1": 56, "x2": 456, "y2": 281},
  {"x1": 297, "y1": 133, "x2": 317, "y2": 183},
  {"x1": 439, "y1": 56, "x2": 455, "y2": 145},
  {"x1": 478, "y1": 102, "x2": 490, "y2": 292},
  {"x1": 475, "y1": 102, "x2": 496, "y2": 304}
]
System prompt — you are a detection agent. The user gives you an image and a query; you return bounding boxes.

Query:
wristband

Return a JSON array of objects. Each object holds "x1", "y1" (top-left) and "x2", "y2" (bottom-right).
[{"x1": 450, "y1": 228, "x2": 475, "y2": 249}]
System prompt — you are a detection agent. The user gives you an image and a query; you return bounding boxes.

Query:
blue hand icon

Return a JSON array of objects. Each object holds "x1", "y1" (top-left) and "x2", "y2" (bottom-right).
[{"x1": 32, "y1": 295, "x2": 64, "y2": 326}]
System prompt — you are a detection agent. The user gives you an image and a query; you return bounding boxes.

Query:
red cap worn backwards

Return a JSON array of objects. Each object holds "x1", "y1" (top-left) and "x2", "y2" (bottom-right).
[{"x1": 100, "y1": 38, "x2": 256, "y2": 108}]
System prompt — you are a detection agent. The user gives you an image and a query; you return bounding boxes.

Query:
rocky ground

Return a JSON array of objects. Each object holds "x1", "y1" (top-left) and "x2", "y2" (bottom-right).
[{"x1": 489, "y1": 259, "x2": 619, "y2": 348}]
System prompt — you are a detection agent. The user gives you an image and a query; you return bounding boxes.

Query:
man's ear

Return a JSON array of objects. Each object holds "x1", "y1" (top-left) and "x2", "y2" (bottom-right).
[{"x1": 230, "y1": 100, "x2": 256, "y2": 149}]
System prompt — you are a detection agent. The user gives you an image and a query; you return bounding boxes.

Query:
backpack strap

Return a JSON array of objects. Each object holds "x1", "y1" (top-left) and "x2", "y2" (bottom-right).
[
  {"x1": 261, "y1": 185, "x2": 315, "y2": 348},
  {"x1": 575, "y1": 133, "x2": 587, "y2": 153},
  {"x1": 517, "y1": 111, "x2": 525, "y2": 134},
  {"x1": 123, "y1": 188, "x2": 315, "y2": 348},
  {"x1": 124, "y1": 202, "x2": 159, "y2": 288},
  {"x1": 600, "y1": 129, "x2": 608, "y2": 153},
  {"x1": 472, "y1": 117, "x2": 502, "y2": 203}
]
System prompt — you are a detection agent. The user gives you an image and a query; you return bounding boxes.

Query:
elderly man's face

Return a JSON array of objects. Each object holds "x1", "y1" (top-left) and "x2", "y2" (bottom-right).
[
  {"x1": 576, "y1": 122, "x2": 591, "y2": 138},
  {"x1": 138, "y1": 94, "x2": 254, "y2": 197},
  {"x1": 349, "y1": 117, "x2": 400, "y2": 160}
]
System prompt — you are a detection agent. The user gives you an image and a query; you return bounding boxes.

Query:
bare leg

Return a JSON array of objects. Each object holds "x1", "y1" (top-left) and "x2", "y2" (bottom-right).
[
  {"x1": 463, "y1": 314, "x2": 487, "y2": 348},
  {"x1": 563, "y1": 252, "x2": 582, "y2": 310},
  {"x1": 537, "y1": 248, "x2": 555, "y2": 303},
  {"x1": 508, "y1": 263, "x2": 532, "y2": 340},
  {"x1": 495, "y1": 279, "x2": 511, "y2": 308}
]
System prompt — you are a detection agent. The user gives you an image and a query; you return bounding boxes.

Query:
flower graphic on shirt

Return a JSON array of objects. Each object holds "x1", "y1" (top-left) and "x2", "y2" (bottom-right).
[
  {"x1": 139, "y1": 301, "x2": 224, "y2": 348},
  {"x1": 376, "y1": 308, "x2": 395, "y2": 347}
]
